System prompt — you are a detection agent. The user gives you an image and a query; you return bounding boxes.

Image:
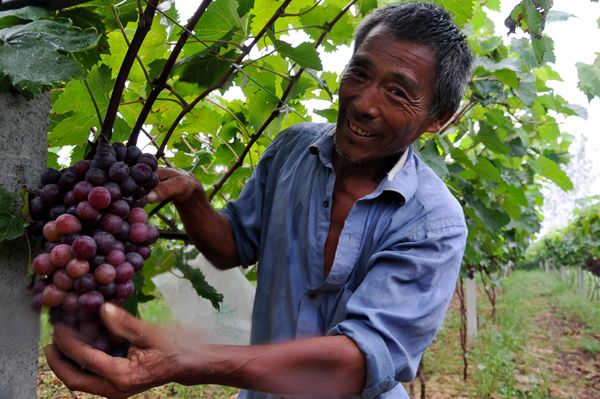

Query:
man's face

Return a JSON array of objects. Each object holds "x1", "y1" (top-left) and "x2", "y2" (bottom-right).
[{"x1": 335, "y1": 25, "x2": 445, "y2": 165}]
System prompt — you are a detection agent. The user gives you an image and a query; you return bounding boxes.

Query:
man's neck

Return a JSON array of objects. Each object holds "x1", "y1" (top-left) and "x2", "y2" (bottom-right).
[{"x1": 332, "y1": 151, "x2": 402, "y2": 184}]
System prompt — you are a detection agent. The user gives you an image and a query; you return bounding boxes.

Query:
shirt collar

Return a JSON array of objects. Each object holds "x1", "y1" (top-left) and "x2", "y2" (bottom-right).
[{"x1": 308, "y1": 125, "x2": 418, "y2": 203}]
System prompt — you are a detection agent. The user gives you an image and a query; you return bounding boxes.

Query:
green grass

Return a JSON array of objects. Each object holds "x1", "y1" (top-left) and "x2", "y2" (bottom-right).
[{"x1": 470, "y1": 271, "x2": 552, "y2": 399}]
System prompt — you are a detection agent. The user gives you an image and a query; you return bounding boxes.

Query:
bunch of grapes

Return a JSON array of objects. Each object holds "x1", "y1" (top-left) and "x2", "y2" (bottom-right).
[{"x1": 28, "y1": 142, "x2": 160, "y2": 354}]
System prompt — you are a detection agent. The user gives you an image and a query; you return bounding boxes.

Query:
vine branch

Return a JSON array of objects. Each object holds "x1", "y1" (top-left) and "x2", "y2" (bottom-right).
[
  {"x1": 207, "y1": 0, "x2": 359, "y2": 201},
  {"x1": 128, "y1": 0, "x2": 213, "y2": 147},
  {"x1": 101, "y1": 0, "x2": 160, "y2": 141}
]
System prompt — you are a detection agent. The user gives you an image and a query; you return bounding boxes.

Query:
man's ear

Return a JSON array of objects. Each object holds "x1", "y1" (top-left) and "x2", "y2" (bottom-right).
[{"x1": 424, "y1": 111, "x2": 453, "y2": 133}]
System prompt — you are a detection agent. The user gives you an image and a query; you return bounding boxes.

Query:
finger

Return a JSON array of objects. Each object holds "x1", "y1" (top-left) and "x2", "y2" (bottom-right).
[
  {"x1": 156, "y1": 167, "x2": 183, "y2": 180},
  {"x1": 53, "y1": 324, "x2": 128, "y2": 379},
  {"x1": 45, "y1": 344, "x2": 128, "y2": 399},
  {"x1": 101, "y1": 303, "x2": 153, "y2": 348}
]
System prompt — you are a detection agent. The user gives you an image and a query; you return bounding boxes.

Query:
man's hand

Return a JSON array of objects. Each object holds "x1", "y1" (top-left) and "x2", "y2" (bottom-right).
[
  {"x1": 145, "y1": 167, "x2": 239, "y2": 269},
  {"x1": 45, "y1": 303, "x2": 204, "y2": 399},
  {"x1": 147, "y1": 167, "x2": 204, "y2": 205}
]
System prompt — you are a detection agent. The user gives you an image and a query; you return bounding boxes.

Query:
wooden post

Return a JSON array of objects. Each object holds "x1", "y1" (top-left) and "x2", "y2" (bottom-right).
[
  {"x1": 465, "y1": 276, "x2": 478, "y2": 340},
  {"x1": 560, "y1": 266, "x2": 568, "y2": 281},
  {"x1": 0, "y1": 91, "x2": 50, "y2": 398}
]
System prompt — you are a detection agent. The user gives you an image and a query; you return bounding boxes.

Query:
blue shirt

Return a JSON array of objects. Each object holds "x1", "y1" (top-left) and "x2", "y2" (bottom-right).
[{"x1": 221, "y1": 123, "x2": 467, "y2": 399}]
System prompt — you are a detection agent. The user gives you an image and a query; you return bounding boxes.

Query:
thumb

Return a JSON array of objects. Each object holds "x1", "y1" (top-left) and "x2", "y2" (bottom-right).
[{"x1": 100, "y1": 303, "x2": 151, "y2": 348}]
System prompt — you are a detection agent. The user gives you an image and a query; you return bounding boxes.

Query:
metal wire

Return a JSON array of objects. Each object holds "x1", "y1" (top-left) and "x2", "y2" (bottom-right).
[{"x1": 141, "y1": 0, "x2": 308, "y2": 121}]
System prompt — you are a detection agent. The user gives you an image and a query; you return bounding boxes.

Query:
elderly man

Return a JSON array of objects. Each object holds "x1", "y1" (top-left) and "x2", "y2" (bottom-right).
[{"x1": 46, "y1": 2, "x2": 473, "y2": 398}]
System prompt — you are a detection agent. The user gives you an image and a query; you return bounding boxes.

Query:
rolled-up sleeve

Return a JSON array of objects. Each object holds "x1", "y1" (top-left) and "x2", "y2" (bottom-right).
[{"x1": 328, "y1": 220, "x2": 467, "y2": 398}]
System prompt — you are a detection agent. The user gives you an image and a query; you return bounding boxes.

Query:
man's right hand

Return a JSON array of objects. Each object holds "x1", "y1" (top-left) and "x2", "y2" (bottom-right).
[
  {"x1": 147, "y1": 167, "x2": 205, "y2": 206},
  {"x1": 146, "y1": 167, "x2": 239, "y2": 269}
]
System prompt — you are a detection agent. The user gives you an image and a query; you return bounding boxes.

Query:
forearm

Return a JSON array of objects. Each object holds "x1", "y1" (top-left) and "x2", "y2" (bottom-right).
[
  {"x1": 174, "y1": 191, "x2": 239, "y2": 269},
  {"x1": 177, "y1": 335, "x2": 366, "y2": 396}
]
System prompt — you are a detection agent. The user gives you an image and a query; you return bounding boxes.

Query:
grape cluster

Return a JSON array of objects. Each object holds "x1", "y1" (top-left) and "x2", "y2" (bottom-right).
[{"x1": 29, "y1": 142, "x2": 159, "y2": 354}]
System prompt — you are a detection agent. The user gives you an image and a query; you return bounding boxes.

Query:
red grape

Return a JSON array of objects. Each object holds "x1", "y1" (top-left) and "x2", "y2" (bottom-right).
[
  {"x1": 42, "y1": 284, "x2": 65, "y2": 307},
  {"x1": 66, "y1": 258, "x2": 90, "y2": 278},
  {"x1": 50, "y1": 244, "x2": 74, "y2": 267},
  {"x1": 109, "y1": 199, "x2": 129, "y2": 218},
  {"x1": 129, "y1": 223, "x2": 148, "y2": 244},
  {"x1": 53, "y1": 269, "x2": 74, "y2": 291},
  {"x1": 115, "y1": 262, "x2": 134, "y2": 283},
  {"x1": 43, "y1": 220, "x2": 61, "y2": 242},
  {"x1": 88, "y1": 187, "x2": 111, "y2": 209},
  {"x1": 77, "y1": 201, "x2": 99, "y2": 221},
  {"x1": 106, "y1": 250, "x2": 125, "y2": 267},
  {"x1": 56, "y1": 214, "x2": 82, "y2": 235},
  {"x1": 94, "y1": 263, "x2": 116, "y2": 285},
  {"x1": 41, "y1": 168, "x2": 61, "y2": 185},
  {"x1": 73, "y1": 181, "x2": 93, "y2": 202},
  {"x1": 72, "y1": 236, "x2": 97, "y2": 259},
  {"x1": 127, "y1": 207, "x2": 147, "y2": 224},
  {"x1": 33, "y1": 253, "x2": 56, "y2": 276},
  {"x1": 79, "y1": 291, "x2": 104, "y2": 312},
  {"x1": 101, "y1": 213, "x2": 123, "y2": 235},
  {"x1": 115, "y1": 280, "x2": 134, "y2": 299}
]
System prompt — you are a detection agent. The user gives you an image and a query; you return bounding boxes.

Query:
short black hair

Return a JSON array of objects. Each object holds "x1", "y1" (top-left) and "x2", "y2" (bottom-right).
[{"x1": 354, "y1": 2, "x2": 473, "y2": 120}]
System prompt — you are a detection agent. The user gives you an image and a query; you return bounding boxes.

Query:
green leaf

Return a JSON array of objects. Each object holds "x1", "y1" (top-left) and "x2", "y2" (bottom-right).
[
  {"x1": 0, "y1": 19, "x2": 99, "y2": 94},
  {"x1": 50, "y1": 64, "x2": 114, "y2": 146},
  {"x1": 195, "y1": 0, "x2": 244, "y2": 42},
  {"x1": 0, "y1": 6, "x2": 48, "y2": 28},
  {"x1": 471, "y1": 158, "x2": 502, "y2": 183},
  {"x1": 419, "y1": 141, "x2": 449, "y2": 179},
  {"x1": 546, "y1": 10, "x2": 573, "y2": 22},
  {"x1": 275, "y1": 40, "x2": 322, "y2": 71},
  {"x1": 0, "y1": 187, "x2": 28, "y2": 242},
  {"x1": 432, "y1": 0, "x2": 476, "y2": 27},
  {"x1": 469, "y1": 197, "x2": 511, "y2": 230},
  {"x1": 576, "y1": 56, "x2": 600, "y2": 101},
  {"x1": 532, "y1": 156, "x2": 573, "y2": 191},
  {"x1": 177, "y1": 261, "x2": 224, "y2": 310},
  {"x1": 175, "y1": 48, "x2": 240, "y2": 88}
]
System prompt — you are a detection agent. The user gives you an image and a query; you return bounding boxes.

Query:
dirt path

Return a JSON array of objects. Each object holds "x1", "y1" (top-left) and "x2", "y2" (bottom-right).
[{"x1": 530, "y1": 307, "x2": 600, "y2": 399}]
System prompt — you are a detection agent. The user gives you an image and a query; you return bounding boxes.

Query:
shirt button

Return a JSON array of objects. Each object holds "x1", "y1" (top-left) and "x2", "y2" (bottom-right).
[{"x1": 322, "y1": 200, "x2": 329, "y2": 208}]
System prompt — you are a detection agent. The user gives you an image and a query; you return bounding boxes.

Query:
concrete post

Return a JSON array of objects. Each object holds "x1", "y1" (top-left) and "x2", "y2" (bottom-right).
[
  {"x1": 578, "y1": 269, "x2": 586, "y2": 297},
  {"x1": 0, "y1": 91, "x2": 50, "y2": 398}
]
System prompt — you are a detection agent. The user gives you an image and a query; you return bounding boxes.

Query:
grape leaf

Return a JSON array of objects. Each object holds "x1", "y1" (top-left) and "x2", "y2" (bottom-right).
[
  {"x1": 0, "y1": 187, "x2": 28, "y2": 242},
  {"x1": 546, "y1": 10, "x2": 573, "y2": 22},
  {"x1": 433, "y1": 0, "x2": 476, "y2": 27},
  {"x1": 275, "y1": 40, "x2": 323, "y2": 71},
  {"x1": 0, "y1": 19, "x2": 100, "y2": 94},
  {"x1": 0, "y1": 6, "x2": 48, "y2": 28},
  {"x1": 177, "y1": 261, "x2": 223, "y2": 310},
  {"x1": 576, "y1": 56, "x2": 600, "y2": 101},
  {"x1": 532, "y1": 156, "x2": 573, "y2": 191}
]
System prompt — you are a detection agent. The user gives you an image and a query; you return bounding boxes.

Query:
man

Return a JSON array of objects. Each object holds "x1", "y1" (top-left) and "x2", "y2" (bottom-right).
[{"x1": 46, "y1": 3, "x2": 473, "y2": 398}]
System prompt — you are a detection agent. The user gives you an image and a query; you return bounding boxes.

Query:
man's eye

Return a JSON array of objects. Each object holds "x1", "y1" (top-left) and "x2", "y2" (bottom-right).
[
  {"x1": 389, "y1": 88, "x2": 407, "y2": 99},
  {"x1": 349, "y1": 68, "x2": 367, "y2": 80}
]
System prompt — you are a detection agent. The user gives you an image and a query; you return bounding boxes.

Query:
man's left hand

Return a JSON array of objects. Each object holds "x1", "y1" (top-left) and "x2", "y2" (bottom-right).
[{"x1": 46, "y1": 303, "x2": 204, "y2": 399}]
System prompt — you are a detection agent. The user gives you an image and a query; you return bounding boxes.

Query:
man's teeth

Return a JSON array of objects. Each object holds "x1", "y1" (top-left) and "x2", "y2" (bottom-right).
[{"x1": 349, "y1": 122, "x2": 372, "y2": 137}]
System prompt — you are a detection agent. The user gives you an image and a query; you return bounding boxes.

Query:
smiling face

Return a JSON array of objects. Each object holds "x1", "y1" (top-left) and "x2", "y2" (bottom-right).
[{"x1": 335, "y1": 24, "x2": 447, "y2": 167}]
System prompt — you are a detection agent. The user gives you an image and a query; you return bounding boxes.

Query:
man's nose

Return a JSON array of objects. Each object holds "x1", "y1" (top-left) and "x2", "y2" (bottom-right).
[{"x1": 353, "y1": 85, "x2": 381, "y2": 119}]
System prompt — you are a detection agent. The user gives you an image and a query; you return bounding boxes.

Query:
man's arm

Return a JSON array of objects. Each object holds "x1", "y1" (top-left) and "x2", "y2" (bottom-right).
[
  {"x1": 147, "y1": 168, "x2": 239, "y2": 269},
  {"x1": 46, "y1": 303, "x2": 366, "y2": 399}
]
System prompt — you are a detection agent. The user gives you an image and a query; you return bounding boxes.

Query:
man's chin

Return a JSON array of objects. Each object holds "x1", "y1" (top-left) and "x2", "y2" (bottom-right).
[{"x1": 334, "y1": 141, "x2": 368, "y2": 165}]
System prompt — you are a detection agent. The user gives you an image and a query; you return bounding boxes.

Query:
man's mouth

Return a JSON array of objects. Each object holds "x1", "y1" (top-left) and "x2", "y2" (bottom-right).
[{"x1": 348, "y1": 121, "x2": 374, "y2": 137}]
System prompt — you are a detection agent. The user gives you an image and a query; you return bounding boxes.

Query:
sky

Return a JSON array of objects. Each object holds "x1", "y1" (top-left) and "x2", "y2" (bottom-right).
[{"x1": 174, "y1": 0, "x2": 600, "y2": 234}]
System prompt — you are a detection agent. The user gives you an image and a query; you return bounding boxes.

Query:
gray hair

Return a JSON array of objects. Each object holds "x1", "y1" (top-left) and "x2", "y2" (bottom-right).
[{"x1": 354, "y1": 2, "x2": 473, "y2": 119}]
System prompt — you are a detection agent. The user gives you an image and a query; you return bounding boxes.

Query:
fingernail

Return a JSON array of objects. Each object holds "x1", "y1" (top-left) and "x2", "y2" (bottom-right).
[
  {"x1": 103, "y1": 302, "x2": 117, "y2": 316},
  {"x1": 147, "y1": 191, "x2": 157, "y2": 202}
]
